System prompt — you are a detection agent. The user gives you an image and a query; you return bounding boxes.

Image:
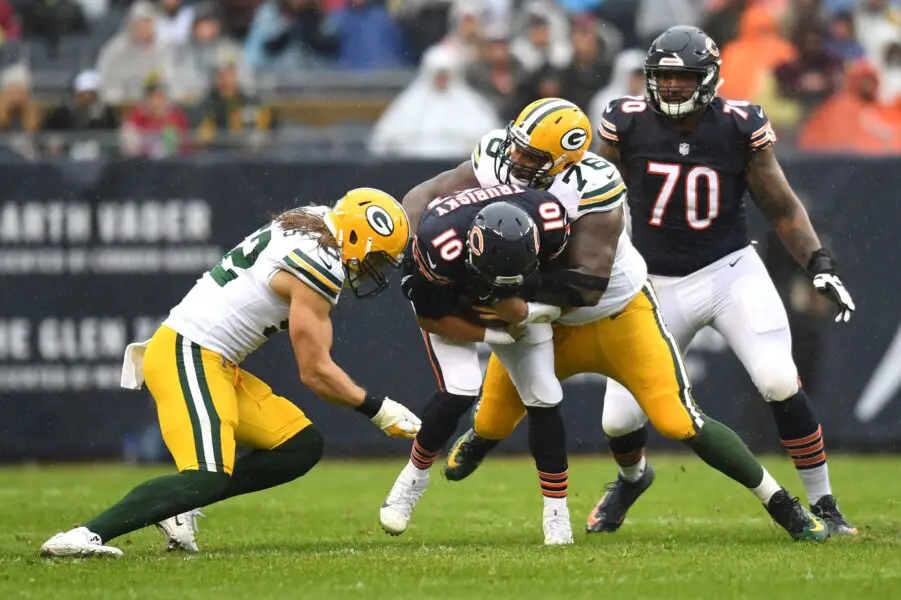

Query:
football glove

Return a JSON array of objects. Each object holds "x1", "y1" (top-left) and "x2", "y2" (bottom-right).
[
  {"x1": 808, "y1": 248, "x2": 855, "y2": 323},
  {"x1": 371, "y1": 398, "x2": 422, "y2": 439}
]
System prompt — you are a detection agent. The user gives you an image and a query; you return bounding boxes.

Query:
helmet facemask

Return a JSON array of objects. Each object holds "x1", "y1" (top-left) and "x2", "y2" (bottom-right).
[
  {"x1": 646, "y1": 65, "x2": 718, "y2": 118},
  {"x1": 338, "y1": 229, "x2": 404, "y2": 299},
  {"x1": 494, "y1": 124, "x2": 558, "y2": 188}
]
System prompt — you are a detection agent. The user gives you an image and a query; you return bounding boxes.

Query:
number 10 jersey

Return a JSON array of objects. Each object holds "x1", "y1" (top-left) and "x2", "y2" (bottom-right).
[{"x1": 165, "y1": 206, "x2": 346, "y2": 364}]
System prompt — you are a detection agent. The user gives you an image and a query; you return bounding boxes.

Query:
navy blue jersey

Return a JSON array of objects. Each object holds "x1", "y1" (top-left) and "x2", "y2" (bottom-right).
[
  {"x1": 404, "y1": 184, "x2": 570, "y2": 320},
  {"x1": 599, "y1": 96, "x2": 776, "y2": 276}
]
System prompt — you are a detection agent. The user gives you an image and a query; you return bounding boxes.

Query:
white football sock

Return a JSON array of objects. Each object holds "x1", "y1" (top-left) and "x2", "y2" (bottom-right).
[
  {"x1": 798, "y1": 463, "x2": 832, "y2": 505},
  {"x1": 404, "y1": 460, "x2": 429, "y2": 478},
  {"x1": 543, "y1": 495, "x2": 567, "y2": 510},
  {"x1": 751, "y1": 468, "x2": 781, "y2": 504},
  {"x1": 619, "y1": 456, "x2": 646, "y2": 483}
]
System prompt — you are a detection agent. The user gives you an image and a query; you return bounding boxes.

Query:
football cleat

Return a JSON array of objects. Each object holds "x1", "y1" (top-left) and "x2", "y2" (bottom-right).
[
  {"x1": 156, "y1": 509, "x2": 205, "y2": 552},
  {"x1": 586, "y1": 464, "x2": 656, "y2": 533},
  {"x1": 380, "y1": 467, "x2": 429, "y2": 536},
  {"x1": 811, "y1": 495, "x2": 858, "y2": 536},
  {"x1": 40, "y1": 527, "x2": 123, "y2": 558},
  {"x1": 543, "y1": 504, "x2": 574, "y2": 545},
  {"x1": 765, "y1": 489, "x2": 829, "y2": 542},
  {"x1": 443, "y1": 429, "x2": 499, "y2": 482}
]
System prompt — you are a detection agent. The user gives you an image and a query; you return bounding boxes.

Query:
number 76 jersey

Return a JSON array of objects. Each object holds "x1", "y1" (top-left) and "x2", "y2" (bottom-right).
[{"x1": 165, "y1": 206, "x2": 346, "y2": 364}]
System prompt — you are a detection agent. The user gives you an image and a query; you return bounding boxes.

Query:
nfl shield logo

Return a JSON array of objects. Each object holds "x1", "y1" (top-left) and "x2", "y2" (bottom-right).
[{"x1": 679, "y1": 142, "x2": 690, "y2": 156}]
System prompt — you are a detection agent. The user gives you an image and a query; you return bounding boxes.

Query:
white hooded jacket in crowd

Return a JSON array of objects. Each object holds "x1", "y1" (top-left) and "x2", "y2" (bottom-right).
[{"x1": 368, "y1": 47, "x2": 501, "y2": 159}]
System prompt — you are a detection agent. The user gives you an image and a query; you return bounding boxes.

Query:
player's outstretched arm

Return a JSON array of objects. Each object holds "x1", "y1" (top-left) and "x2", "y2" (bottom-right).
[
  {"x1": 402, "y1": 161, "x2": 480, "y2": 234},
  {"x1": 746, "y1": 147, "x2": 822, "y2": 266},
  {"x1": 272, "y1": 271, "x2": 422, "y2": 437},
  {"x1": 747, "y1": 147, "x2": 855, "y2": 322}
]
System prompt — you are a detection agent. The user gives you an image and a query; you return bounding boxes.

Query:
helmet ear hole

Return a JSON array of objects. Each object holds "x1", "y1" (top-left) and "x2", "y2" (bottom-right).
[{"x1": 349, "y1": 230, "x2": 358, "y2": 245}]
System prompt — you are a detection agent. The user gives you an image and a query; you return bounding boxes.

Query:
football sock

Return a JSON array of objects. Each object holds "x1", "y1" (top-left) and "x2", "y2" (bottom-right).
[
  {"x1": 526, "y1": 405, "x2": 569, "y2": 500},
  {"x1": 85, "y1": 471, "x2": 229, "y2": 542},
  {"x1": 217, "y1": 426, "x2": 323, "y2": 501},
  {"x1": 769, "y1": 390, "x2": 832, "y2": 504},
  {"x1": 683, "y1": 417, "x2": 766, "y2": 489},
  {"x1": 607, "y1": 426, "x2": 649, "y2": 483},
  {"x1": 409, "y1": 392, "x2": 477, "y2": 470},
  {"x1": 751, "y1": 468, "x2": 781, "y2": 504}
]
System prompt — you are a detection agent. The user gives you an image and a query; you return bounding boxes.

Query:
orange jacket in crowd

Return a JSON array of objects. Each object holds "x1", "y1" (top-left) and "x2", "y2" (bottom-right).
[
  {"x1": 718, "y1": 5, "x2": 797, "y2": 101},
  {"x1": 798, "y1": 60, "x2": 901, "y2": 154}
]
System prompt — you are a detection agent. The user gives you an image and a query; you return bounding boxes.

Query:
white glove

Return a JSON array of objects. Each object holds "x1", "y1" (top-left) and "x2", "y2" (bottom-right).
[
  {"x1": 812, "y1": 273, "x2": 855, "y2": 323},
  {"x1": 371, "y1": 398, "x2": 422, "y2": 439}
]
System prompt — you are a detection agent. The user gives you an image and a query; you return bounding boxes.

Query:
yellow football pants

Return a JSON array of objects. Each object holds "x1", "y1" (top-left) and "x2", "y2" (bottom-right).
[
  {"x1": 142, "y1": 325, "x2": 312, "y2": 474},
  {"x1": 475, "y1": 284, "x2": 703, "y2": 441}
]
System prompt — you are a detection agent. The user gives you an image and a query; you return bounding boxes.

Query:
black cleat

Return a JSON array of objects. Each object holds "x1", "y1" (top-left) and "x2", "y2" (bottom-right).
[
  {"x1": 586, "y1": 464, "x2": 655, "y2": 533},
  {"x1": 443, "y1": 429, "x2": 498, "y2": 481},
  {"x1": 811, "y1": 495, "x2": 858, "y2": 536},
  {"x1": 766, "y1": 489, "x2": 828, "y2": 542}
]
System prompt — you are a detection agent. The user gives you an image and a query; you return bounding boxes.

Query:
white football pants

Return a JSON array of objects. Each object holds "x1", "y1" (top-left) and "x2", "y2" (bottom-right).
[{"x1": 603, "y1": 245, "x2": 800, "y2": 437}]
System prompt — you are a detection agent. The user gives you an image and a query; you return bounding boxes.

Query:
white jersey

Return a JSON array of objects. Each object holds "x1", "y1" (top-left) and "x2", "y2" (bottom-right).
[
  {"x1": 164, "y1": 206, "x2": 345, "y2": 363},
  {"x1": 471, "y1": 129, "x2": 646, "y2": 321}
]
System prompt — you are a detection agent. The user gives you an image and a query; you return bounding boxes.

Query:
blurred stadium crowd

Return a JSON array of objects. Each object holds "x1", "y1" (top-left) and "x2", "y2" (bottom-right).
[{"x1": 0, "y1": 0, "x2": 900, "y2": 160}]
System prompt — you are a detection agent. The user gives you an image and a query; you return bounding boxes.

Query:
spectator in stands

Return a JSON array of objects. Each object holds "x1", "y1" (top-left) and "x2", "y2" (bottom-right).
[
  {"x1": 879, "y1": 41, "x2": 901, "y2": 101},
  {"x1": 511, "y1": 9, "x2": 571, "y2": 74},
  {"x1": 776, "y1": 25, "x2": 844, "y2": 113},
  {"x1": 41, "y1": 70, "x2": 120, "y2": 160},
  {"x1": 419, "y1": 1, "x2": 482, "y2": 70},
  {"x1": 466, "y1": 23, "x2": 525, "y2": 120},
  {"x1": 855, "y1": 0, "x2": 901, "y2": 72},
  {"x1": 511, "y1": 64, "x2": 564, "y2": 112},
  {"x1": 171, "y1": 2, "x2": 253, "y2": 103},
  {"x1": 826, "y1": 10, "x2": 865, "y2": 61},
  {"x1": 121, "y1": 76, "x2": 189, "y2": 158},
  {"x1": 17, "y1": 0, "x2": 87, "y2": 55},
  {"x1": 392, "y1": 0, "x2": 459, "y2": 63},
  {"x1": 718, "y1": 5, "x2": 796, "y2": 102},
  {"x1": 559, "y1": 14, "x2": 614, "y2": 113},
  {"x1": 798, "y1": 59, "x2": 901, "y2": 153},
  {"x1": 0, "y1": 0, "x2": 20, "y2": 43},
  {"x1": 244, "y1": 0, "x2": 336, "y2": 72},
  {"x1": 369, "y1": 46, "x2": 500, "y2": 158},
  {"x1": 196, "y1": 61, "x2": 275, "y2": 151},
  {"x1": 156, "y1": 0, "x2": 196, "y2": 47},
  {"x1": 328, "y1": 0, "x2": 408, "y2": 69},
  {"x1": 636, "y1": 0, "x2": 703, "y2": 45},
  {"x1": 588, "y1": 48, "x2": 644, "y2": 131},
  {"x1": 0, "y1": 65, "x2": 40, "y2": 160},
  {"x1": 702, "y1": 0, "x2": 748, "y2": 48},
  {"x1": 97, "y1": 1, "x2": 175, "y2": 102}
]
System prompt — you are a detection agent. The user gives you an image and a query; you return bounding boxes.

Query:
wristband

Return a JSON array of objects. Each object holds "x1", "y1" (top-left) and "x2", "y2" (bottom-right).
[
  {"x1": 483, "y1": 328, "x2": 515, "y2": 345},
  {"x1": 355, "y1": 394, "x2": 384, "y2": 419},
  {"x1": 807, "y1": 248, "x2": 835, "y2": 276}
]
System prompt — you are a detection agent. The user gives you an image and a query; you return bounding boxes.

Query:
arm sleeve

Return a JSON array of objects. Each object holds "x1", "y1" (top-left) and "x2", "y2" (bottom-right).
[{"x1": 279, "y1": 248, "x2": 344, "y2": 305}]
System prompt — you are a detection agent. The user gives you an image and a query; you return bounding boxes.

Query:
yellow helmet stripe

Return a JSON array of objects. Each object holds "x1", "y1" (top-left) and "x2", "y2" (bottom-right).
[{"x1": 521, "y1": 99, "x2": 577, "y2": 134}]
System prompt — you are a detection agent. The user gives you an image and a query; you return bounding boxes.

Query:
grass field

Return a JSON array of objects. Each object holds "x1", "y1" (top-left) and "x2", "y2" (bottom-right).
[{"x1": 1, "y1": 454, "x2": 899, "y2": 599}]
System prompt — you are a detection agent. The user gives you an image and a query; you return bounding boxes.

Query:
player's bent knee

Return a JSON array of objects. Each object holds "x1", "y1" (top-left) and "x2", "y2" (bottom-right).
[
  {"x1": 278, "y1": 425, "x2": 325, "y2": 475},
  {"x1": 519, "y1": 380, "x2": 563, "y2": 410},
  {"x1": 644, "y1": 402, "x2": 697, "y2": 440},
  {"x1": 750, "y1": 357, "x2": 800, "y2": 402},
  {"x1": 473, "y1": 409, "x2": 520, "y2": 441},
  {"x1": 602, "y1": 401, "x2": 648, "y2": 438}
]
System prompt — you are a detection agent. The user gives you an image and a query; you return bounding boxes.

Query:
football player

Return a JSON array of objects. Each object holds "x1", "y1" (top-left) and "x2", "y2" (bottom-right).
[
  {"x1": 41, "y1": 188, "x2": 421, "y2": 558},
  {"x1": 581, "y1": 25, "x2": 856, "y2": 536},
  {"x1": 398, "y1": 99, "x2": 828, "y2": 543},
  {"x1": 381, "y1": 187, "x2": 582, "y2": 544}
]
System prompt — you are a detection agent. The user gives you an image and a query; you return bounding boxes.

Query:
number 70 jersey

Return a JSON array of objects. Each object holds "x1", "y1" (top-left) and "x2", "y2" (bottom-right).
[{"x1": 165, "y1": 206, "x2": 346, "y2": 364}]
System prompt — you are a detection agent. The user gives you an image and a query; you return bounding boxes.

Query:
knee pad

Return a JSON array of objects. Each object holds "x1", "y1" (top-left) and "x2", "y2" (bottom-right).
[
  {"x1": 602, "y1": 384, "x2": 648, "y2": 438},
  {"x1": 519, "y1": 377, "x2": 563, "y2": 409},
  {"x1": 750, "y1": 355, "x2": 800, "y2": 402}
]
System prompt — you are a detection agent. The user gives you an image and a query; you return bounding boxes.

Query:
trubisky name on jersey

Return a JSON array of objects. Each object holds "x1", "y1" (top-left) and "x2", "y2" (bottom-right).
[{"x1": 427, "y1": 184, "x2": 526, "y2": 216}]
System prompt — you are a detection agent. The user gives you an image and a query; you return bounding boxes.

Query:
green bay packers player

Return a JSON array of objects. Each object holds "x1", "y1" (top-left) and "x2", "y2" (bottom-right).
[
  {"x1": 40, "y1": 188, "x2": 421, "y2": 558},
  {"x1": 400, "y1": 98, "x2": 827, "y2": 543}
]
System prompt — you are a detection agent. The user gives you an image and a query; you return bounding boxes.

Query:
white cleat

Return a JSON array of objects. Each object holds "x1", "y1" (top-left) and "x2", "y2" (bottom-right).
[
  {"x1": 156, "y1": 509, "x2": 204, "y2": 552},
  {"x1": 40, "y1": 527, "x2": 123, "y2": 558},
  {"x1": 380, "y1": 467, "x2": 429, "y2": 536},
  {"x1": 543, "y1": 504, "x2": 574, "y2": 546}
]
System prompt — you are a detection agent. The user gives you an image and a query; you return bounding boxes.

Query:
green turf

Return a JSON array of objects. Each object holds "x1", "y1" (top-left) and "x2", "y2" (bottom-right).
[{"x1": 0, "y1": 454, "x2": 899, "y2": 599}]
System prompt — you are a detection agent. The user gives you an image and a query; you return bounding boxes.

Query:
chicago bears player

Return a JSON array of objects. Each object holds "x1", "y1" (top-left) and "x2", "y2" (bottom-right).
[
  {"x1": 584, "y1": 25, "x2": 857, "y2": 535},
  {"x1": 41, "y1": 189, "x2": 421, "y2": 558},
  {"x1": 395, "y1": 99, "x2": 828, "y2": 544},
  {"x1": 381, "y1": 189, "x2": 581, "y2": 544}
]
